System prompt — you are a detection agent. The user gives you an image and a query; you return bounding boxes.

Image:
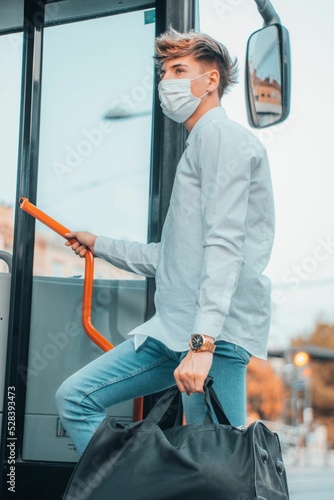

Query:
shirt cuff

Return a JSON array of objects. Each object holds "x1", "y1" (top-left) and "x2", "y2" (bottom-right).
[
  {"x1": 94, "y1": 235, "x2": 115, "y2": 260},
  {"x1": 192, "y1": 313, "x2": 225, "y2": 339}
]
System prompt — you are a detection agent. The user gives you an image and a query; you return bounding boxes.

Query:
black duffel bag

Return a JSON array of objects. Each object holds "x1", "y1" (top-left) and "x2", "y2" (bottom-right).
[{"x1": 63, "y1": 379, "x2": 289, "y2": 500}]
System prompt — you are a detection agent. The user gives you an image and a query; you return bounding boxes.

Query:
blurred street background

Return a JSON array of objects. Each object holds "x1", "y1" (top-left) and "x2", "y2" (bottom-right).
[{"x1": 287, "y1": 451, "x2": 334, "y2": 500}]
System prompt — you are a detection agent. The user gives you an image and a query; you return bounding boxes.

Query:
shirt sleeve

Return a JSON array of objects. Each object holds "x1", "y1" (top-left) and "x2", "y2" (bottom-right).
[
  {"x1": 192, "y1": 122, "x2": 257, "y2": 338},
  {"x1": 94, "y1": 236, "x2": 161, "y2": 278}
]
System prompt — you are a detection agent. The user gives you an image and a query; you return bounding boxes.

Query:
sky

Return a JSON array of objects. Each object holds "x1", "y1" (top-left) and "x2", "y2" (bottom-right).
[{"x1": 1, "y1": 1, "x2": 334, "y2": 349}]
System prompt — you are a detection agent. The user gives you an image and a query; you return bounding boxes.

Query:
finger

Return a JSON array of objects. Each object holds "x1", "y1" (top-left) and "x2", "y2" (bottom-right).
[
  {"x1": 64, "y1": 240, "x2": 79, "y2": 252},
  {"x1": 174, "y1": 370, "x2": 188, "y2": 393},
  {"x1": 71, "y1": 242, "x2": 81, "y2": 251},
  {"x1": 65, "y1": 232, "x2": 77, "y2": 239},
  {"x1": 184, "y1": 376, "x2": 204, "y2": 394},
  {"x1": 75, "y1": 245, "x2": 86, "y2": 255},
  {"x1": 190, "y1": 374, "x2": 205, "y2": 394},
  {"x1": 175, "y1": 378, "x2": 193, "y2": 395},
  {"x1": 195, "y1": 380, "x2": 205, "y2": 394},
  {"x1": 65, "y1": 232, "x2": 80, "y2": 246},
  {"x1": 176, "y1": 381, "x2": 187, "y2": 393}
]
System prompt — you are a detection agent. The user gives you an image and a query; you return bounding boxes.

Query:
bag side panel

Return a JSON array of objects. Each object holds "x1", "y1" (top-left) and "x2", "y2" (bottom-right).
[{"x1": 252, "y1": 422, "x2": 290, "y2": 500}]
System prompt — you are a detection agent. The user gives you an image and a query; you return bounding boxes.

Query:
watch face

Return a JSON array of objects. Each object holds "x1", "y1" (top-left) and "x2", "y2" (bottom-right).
[{"x1": 191, "y1": 334, "x2": 204, "y2": 350}]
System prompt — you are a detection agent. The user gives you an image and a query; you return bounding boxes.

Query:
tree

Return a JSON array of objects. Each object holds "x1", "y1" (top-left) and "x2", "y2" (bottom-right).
[
  {"x1": 291, "y1": 323, "x2": 334, "y2": 447},
  {"x1": 247, "y1": 357, "x2": 283, "y2": 421}
]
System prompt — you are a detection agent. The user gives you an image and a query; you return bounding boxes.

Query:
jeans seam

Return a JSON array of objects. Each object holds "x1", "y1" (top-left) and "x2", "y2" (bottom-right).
[{"x1": 234, "y1": 344, "x2": 251, "y2": 364}]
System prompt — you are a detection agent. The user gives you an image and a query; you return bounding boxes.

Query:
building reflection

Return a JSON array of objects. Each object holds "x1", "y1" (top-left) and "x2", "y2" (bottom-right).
[
  {"x1": 250, "y1": 68, "x2": 282, "y2": 116},
  {"x1": 0, "y1": 204, "x2": 141, "y2": 280}
]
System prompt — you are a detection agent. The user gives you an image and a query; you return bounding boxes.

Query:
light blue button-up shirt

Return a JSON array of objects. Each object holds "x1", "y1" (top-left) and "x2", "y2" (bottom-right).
[{"x1": 95, "y1": 107, "x2": 275, "y2": 359}]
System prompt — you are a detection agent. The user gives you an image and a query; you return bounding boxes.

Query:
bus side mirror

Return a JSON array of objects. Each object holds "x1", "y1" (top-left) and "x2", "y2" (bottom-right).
[{"x1": 246, "y1": 24, "x2": 291, "y2": 128}]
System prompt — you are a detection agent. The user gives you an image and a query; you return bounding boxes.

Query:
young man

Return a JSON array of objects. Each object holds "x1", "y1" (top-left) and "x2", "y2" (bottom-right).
[{"x1": 56, "y1": 29, "x2": 275, "y2": 455}]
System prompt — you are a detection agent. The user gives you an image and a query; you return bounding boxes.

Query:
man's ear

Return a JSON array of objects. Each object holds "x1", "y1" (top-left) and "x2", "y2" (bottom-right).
[{"x1": 207, "y1": 69, "x2": 220, "y2": 94}]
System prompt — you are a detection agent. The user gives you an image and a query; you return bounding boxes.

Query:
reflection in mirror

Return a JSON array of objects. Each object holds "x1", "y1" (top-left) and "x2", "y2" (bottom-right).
[{"x1": 246, "y1": 24, "x2": 290, "y2": 128}]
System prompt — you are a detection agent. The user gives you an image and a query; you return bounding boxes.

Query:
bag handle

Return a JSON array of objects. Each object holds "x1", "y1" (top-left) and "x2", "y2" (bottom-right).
[
  {"x1": 142, "y1": 387, "x2": 181, "y2": 431},
  {"x1": 204, "y1": 377, "x2": 231, "y2": 426},
  {"x1": 142, "y1": 377, "x2": 231, "y2": 431}
]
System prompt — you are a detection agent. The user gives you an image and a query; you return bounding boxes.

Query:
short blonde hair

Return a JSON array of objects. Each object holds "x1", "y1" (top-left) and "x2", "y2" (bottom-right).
[{"x1": 155, "y1": 28, "x2": 238, "y2": 98}]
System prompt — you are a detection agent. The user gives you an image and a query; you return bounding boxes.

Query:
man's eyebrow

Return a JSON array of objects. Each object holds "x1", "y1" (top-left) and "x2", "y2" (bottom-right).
[{"x1": 171, "y1": 63, "x2": 189, "y2": 69}]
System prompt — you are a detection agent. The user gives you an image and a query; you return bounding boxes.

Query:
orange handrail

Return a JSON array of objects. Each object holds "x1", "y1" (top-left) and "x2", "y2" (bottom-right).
[
  {"x1": 19, "y1": 197, "x2": 114, "y2": 352},
  {"x1": 19, "y1": 197, "x2": 144, "y2": 421}
]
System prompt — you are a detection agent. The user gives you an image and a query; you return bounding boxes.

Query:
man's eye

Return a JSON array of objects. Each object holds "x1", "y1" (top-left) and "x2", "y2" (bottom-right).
[{"x1": 175, "y1": 68, "x2": 184, "y2": 74}]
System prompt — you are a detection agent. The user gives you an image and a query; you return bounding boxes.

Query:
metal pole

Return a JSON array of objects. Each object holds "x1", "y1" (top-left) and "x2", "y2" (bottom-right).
[
  {"x1": 253, "y1": 0, "x2": 281, "y2": 25},
  {"x1": 0, "y1": 0, "x2": 44, "y2": 495},
  {"x1": 152, "y1": 0, "x2": 198, "y2": 238},
  {"x1": 146, "y1": 0, "x2": 198, "y2": 322}
]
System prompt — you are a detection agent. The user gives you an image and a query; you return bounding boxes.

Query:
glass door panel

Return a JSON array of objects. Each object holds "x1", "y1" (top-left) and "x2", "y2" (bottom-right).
[{"x1": 23, "y1": 8, "x2": 155, "y2": 462}]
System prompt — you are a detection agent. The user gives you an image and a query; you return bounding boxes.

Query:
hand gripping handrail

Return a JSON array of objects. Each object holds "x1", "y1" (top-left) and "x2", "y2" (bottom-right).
[
  {"x1": 19, "y1": 197, "x2": 114, "y2": 352},
  {"x1": 19, "y1": 197, "x2": 144, "y2": 421}
]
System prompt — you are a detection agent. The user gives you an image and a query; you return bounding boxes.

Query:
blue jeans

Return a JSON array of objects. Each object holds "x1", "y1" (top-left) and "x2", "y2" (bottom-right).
[{"x1": 55, "y1": 337, "x2": 251, "y2": 455}]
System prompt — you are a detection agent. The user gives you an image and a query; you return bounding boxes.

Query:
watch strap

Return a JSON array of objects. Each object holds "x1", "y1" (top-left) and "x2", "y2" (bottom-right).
[{"x1": 198, "y1": 339, "x2": 216, "y2": 353}]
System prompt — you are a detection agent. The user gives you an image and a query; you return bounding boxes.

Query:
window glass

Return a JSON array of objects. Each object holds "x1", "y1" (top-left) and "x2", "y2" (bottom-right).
[
  {"x1": 0, "y1": 33, "x2": 23, "y2": 272},
  {"x1": 34, "y1": 9, "x2": 155, "y2": 279},
  {"x1": 44, "y1": 0, "x2": 155, "y2": 26},
  {"x1": 0, "y1": 0, "x2": 24, "y2": 33}
]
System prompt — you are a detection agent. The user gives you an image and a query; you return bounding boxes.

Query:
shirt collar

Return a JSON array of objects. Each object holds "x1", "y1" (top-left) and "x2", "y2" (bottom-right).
[{"x1": 186, "y1": 107, "x2": 228, "y2": 146}]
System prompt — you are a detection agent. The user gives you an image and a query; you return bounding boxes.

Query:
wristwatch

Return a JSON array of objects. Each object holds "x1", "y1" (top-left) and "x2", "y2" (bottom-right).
[{"x1": 189, "y1": 334, "x2": 216, "y2": 353}]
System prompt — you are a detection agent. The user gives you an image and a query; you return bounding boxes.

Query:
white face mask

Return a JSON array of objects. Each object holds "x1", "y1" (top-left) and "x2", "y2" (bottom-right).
[{"x1": 158, "y1": 72, "x2": 210, "y2": 123}]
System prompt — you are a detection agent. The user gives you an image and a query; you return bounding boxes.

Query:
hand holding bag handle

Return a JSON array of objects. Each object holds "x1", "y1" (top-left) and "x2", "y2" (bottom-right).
[{"x1": 142, "y1": 377, "x2": 231, "y2": 431}]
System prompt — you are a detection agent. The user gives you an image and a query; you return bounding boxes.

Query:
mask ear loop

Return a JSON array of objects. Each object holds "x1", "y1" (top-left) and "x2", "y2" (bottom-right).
[
  {"x1": 199, "y1": 90, "x2": 209, "y2": 99},
  {"x1": 190, "y1": 72, "x2": 211, "y2": 100},
  {"x1": 190, "y1": 71, "x2": 211, "y2": 82}
]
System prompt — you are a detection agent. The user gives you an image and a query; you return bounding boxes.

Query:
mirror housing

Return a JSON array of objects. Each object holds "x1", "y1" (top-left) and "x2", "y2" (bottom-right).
[{"x1": 246, "y1": 24, "x2": 291, "y2": 128}]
